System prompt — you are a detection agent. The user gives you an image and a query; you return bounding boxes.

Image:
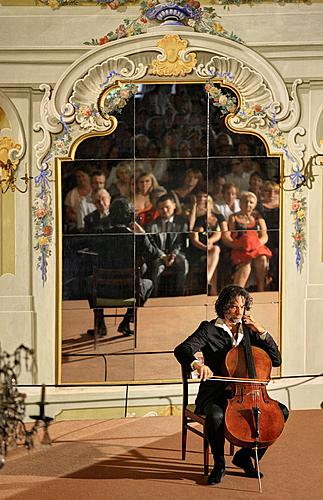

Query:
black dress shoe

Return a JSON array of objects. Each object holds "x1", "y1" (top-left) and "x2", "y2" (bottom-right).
[
  {"x1": 207, "y1": 467, "x2": 225, "y2": 485},
  {"x1": 232, "y1": 450, "x2": 263, "y2": 478},
  {"x1": 117, "y1": 322, "x2": 134, "y2": 336},
  {"x1": 87, "y1": 326, "x2": 107, "y2": 337}
]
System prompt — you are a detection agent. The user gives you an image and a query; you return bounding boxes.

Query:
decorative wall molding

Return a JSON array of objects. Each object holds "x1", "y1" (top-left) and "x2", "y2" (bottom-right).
[
  {"x1": 312, "y1": 102, "x2": 323, "y2": 154},
  {"x1": 33, "y1": 29, "x2": 308, "y2": 282},
  {"x1": 0, "y1": 91, "x2": 26, "y2": 165}
]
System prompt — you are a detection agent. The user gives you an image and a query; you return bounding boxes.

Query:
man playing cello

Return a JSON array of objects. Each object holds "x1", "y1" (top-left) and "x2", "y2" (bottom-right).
[{"x1": 174, "y1": 284, "x2": 289, "y2": 485}]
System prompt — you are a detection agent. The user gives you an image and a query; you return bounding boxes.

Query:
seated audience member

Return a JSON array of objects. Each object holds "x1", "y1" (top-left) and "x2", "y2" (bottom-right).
[
  {"x1": 189, "y1": 195, "x2": 228, "y2": 295},
  {"x1": 171, "y1": 85, "x2": 193, "y2": 116},
  {"x1": 171, "y1": 167, "x2": 204, "y2": 218},
  {"x1": 248, "y1": 171, "x2": 265, "y2": 215},
  {"x1": 64, "y1": 167, "x2": 92, "y2": 232},
  {"x1": 237, "y1": 143, "x2": 260, "y2": 174},
  {"x1": 160, "y1": 130, "x2": 178, "y2": 160},
  {"x1": 145, "y1": 193, "x2": 189, "y2": 297},
  {"x1": 106, "y1": 160, "x2": 131, "y2": 189},
  {"x1": 135, "y1": 108, "x2": 150, "y2": 135},
  {"x1": 84, "y1": 188, "x2": 112, "y2": 234},
  {"x1": 209, "y1": 174, "x2": 226, "y2": 205},
  {"x1": 177, "y1": 140, "x2": 193, "y2": 168},
  {"x1": 222, "y1": 191, "x2": 272, "y2": 292},
  {"x1": 146, "y1": 115, "x2": 166, "y2": 141},
  {"x1": 149, "y1": 187, "x2": 168, "y2": 215},
  {"x1": 134, "y1": 172, "x2": 165, "y2": 227},
  {"x1": 215, "y1": 183, "x2": 240, "y2": 221},
  {"x1": 187, "y1": 127, "x2": 206, "y2": 157},
  {"x1": 108, "y1": 161, "x2": 132, "y2": 201},
  {"x1": 76, "y1": 170, "x2": 106, "y2": 230},
  {"x1": 260, "y1": 181, "x2": 280, "y2": 289},
  {"x1": 249, "y1": 171, "x2": 264, "y2": 202},
  {"x1": 87, "y1": 198, "x2": 162, "y2": 337},
  {"x1": 94, "y1": 136, "x2": 118, "y2": 161},
  {"x1": 188, "y1": 190, "x2": 208, "y2": 230},
  {"x1": 226, "y1": 158, "x2": 250, "y2": 193},
  {"x1": 143, "y1": 140, "x2": 169, "y2": 185},
  {"x1": 213, "y1": 132, "x2": 234, "y2": 157},
  {"x1": 134, "y1": 133, "x2": 150, "y2": 158}
]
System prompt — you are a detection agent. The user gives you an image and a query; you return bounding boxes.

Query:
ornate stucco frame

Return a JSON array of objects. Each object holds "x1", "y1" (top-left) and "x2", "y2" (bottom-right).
[{"x1": 33, "y1": 27, "x2": 304, "y2": 384}]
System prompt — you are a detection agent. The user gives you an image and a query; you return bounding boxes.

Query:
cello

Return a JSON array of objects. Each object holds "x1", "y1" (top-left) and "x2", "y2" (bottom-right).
[{"x1": 223, "y1": 323, "x2": 285, "y2": 451}]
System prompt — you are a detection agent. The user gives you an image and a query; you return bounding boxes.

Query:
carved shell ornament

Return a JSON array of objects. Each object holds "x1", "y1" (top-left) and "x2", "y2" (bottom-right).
[
  {"x1": 33, "y1": 26, "x2": 311, "y2": 282},
  {"x1": 149, "y1": 34, "x2": 197, "y2": 77}
]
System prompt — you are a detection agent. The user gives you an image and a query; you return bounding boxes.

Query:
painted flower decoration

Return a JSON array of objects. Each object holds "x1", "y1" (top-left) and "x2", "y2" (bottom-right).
[
  {"x1": 75, "y1": 104, "x2": 101, "y2": 129},
  {"x1": 205, "y1": 81, "x2": 237, "y2": 116},
  {"x1": 267, "y1": 126, "x2": 287, "y2": 149},
  {"x1": 53, "y1": 133, "x2": 71, "y2": 156},
  {"x1": 83, "y1": 4, "x2": 243, "y2": 46},
  {"x1": 290, "y1": 190, "x2": 307, "y2": 272},
  {"x1": 103, "y1": 83, "x2": 138, "y2": 116},
  {"x1": 33, "y1": 167, "x2": 53, "y2": 286}
]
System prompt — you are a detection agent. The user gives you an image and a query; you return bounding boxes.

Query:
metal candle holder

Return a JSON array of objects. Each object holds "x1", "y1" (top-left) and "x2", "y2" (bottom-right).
[{"x1": 0, "y1": 344, "x2": 53, "y2": 468}]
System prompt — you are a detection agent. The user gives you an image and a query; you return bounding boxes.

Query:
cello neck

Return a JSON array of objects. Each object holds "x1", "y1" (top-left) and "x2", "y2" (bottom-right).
[{"x1": 242, "y1": 324, "x2": 257, "y2": 379}]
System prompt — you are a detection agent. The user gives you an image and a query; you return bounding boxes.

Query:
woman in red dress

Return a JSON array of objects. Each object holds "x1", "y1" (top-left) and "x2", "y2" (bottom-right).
[{"x1": 222, "y1": 191, "x2": 272, "y2": 292}]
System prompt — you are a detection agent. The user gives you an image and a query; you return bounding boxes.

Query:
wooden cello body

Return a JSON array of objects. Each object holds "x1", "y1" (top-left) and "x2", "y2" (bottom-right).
[{"x1": 224, "y1": 336, "x2": 285, "y2": 449}]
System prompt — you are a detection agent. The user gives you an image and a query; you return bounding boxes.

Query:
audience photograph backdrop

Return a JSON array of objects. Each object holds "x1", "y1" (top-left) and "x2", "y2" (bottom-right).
[{"x1": 59, "y1": 83, "x2": 281, "y2": 384}]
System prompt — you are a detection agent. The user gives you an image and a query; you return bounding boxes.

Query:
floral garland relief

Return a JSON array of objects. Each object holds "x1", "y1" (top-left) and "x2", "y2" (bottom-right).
[
  {"x1": 102, "y1": 83, "x2": 138, "y2": 115},
  {"x1": 205, "y1": 79, "x2": 307, "y2": 271},
  {"x1": 290, "y1": 191, "x2": 306, "y2": 272},
  {"x1": 84, "y1": 4, "x2": 243, "y2": 46},
  {"x1": 34, "y1": 81, "x2": 137, "y2": 284},
  {"x1": 33, "y1": 167, "x2": 53, "y2": 286},
  {"x1": 41, "y1": 0, "x2": 312, "y2": 11}
]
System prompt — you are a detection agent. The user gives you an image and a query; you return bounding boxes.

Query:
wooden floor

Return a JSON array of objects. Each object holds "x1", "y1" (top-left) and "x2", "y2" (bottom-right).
[
  {"x1": 61, "y1": 291, "x2": 280, "y2": 383},
  {"x1": 0, "y1": 410, "x2": 322, "y2": 500}
]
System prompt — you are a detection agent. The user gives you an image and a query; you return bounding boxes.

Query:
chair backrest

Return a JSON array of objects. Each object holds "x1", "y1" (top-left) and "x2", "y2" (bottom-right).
[{"x1": 92, "y1": 267, "x2": 137, "y2": 307}]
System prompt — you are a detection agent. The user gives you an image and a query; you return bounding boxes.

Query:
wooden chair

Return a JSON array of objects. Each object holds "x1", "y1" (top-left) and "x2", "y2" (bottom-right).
[
  {"x1": 181, "y1": 365, "x2": 234, "y2": 475},
  {"x1": 92, "y1": 267, "x2": 138, "y2": 349}
]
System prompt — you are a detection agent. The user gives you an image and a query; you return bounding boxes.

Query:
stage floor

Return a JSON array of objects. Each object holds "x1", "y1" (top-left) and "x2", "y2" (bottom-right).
[
  {"x1": 61, "y1": 291, "x2": 280, "y2": 383},
  {"x1": 0, "y1": 409, "x2": 322, "y2": 499}
]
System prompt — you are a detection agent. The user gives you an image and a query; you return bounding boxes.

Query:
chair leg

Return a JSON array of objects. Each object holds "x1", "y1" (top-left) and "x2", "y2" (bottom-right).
[
  {"x1": 93, "y1": 308, "x2": 102, "y2": 350},
  {"x1": 229, "y1": 442, "x2": 235, "y2": 456},
  {"x1": 203, "y1": 435, "x2": 209, "y2": 476},
  {"x1": 134, "y1": 307, "x2": 137, "y2": 349},
  {"x1": 182, "y1": 418, "x2": 187, "y2": 460}
]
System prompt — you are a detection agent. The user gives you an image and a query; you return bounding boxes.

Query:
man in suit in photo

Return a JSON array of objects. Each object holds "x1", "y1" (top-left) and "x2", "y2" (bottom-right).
[
  {"x1": 88, "y1": 197, "x2": 163, "y2": 336},
  {"x1": 84, "y1": 188, "x2": 112, "y2": 234},
  {"x1": 76, "y1": 170, "x2": 107, "y2": 230},
  {"x1": 145, "y1": 193, "x2": 189, "y2": 297}
]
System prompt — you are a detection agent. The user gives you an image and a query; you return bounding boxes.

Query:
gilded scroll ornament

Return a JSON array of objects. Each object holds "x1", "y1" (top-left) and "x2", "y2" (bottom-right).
[
  {"x1": 149, "y1": 35, "x2": 197, "y2": 77},
  {"x1": 0, "y1": 136, "x2": 21, "y2": 170}
]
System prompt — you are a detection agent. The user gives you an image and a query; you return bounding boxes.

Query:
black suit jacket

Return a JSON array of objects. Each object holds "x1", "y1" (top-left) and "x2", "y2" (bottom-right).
[
  {"x1": 84, "y1": 210, "x2": 112, "y2": 234},
  {"x1": 146, "y1": 215, "x2": 188, "y2": 255},
  {"x1": 174, "y1": 319, "x2": 281, "y2": 413}
]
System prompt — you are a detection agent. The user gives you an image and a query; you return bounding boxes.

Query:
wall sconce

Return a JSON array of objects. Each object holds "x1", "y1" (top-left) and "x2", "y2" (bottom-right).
[
  {"x1": 0, "y1": 159, "x2": 33, "y2": 194},
  {"x1": 282, "y1": 152, "x2": 323, "y2": 192}
]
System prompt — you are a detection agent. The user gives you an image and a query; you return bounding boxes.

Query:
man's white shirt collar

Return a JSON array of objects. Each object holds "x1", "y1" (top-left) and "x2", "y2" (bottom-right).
[{"x1": 215, "y1": 317, "x2": 244, "y2": 346}]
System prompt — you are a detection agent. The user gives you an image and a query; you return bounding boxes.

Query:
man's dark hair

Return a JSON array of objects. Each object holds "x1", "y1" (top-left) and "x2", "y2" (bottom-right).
[
  {"x1": 250, "y1": 171, "x2": 263, "y2": 181},
  {"x1": 156, "y1": 192, "x2": 176, "y2": 206},
  {"x1": 215, "y1": 285, "x2": 253, "y2": 318},
  {"x1": 109, "y1": 197, "x2": 134, "y2": 226},
  {"x1": 91, "y1": 170, "x2": 105, "y2": 178}
]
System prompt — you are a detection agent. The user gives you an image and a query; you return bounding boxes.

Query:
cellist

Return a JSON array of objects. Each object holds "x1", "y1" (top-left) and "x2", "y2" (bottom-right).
[{"x1": 174, "y1": 284, "x2": 289, "y2": 485}]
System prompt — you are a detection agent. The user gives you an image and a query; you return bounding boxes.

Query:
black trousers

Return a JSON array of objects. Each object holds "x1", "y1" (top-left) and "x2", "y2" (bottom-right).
[{"x1": 203, "y1": 396, "x2": 289, "y2": 469}]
